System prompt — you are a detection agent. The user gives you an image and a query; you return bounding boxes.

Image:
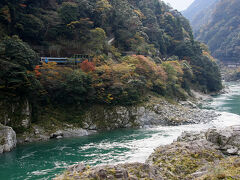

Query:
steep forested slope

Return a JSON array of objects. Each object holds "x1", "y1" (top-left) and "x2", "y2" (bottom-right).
[
  {"x1": 0, "y1": 0, "x2": 193, "y2": 57},
  {"x1": 195, "y1": 0, "x2": 240, "y2": 62},
  {"x1": 0, "y1": 0, "x2": 222, "y2": 132}
]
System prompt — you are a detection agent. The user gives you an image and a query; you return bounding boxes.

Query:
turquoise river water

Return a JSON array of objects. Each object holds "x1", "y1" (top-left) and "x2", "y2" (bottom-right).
[{"x1": 0, "y1": 82, "x2": 240, "y2": 180}]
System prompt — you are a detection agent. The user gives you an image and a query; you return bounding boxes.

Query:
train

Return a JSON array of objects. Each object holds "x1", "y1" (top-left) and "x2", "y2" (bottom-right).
[{"x1": 40, "y1": 54, "x2": 92, "y2": 65}]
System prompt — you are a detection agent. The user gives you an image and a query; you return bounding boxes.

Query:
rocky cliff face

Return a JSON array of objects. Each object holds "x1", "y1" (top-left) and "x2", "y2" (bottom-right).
[
  {"x1": 55, "y1": 125, "x2": 240, "y2": 180},
  {"x1": 0, "y1": 99, "x2": 31, "y2": 131},
  {"x1": 0, "y1": 124, "x2": 17, "y2": 154},
  {"x1": 82, "y1": 98, "x2": 217, "y2": 130}
]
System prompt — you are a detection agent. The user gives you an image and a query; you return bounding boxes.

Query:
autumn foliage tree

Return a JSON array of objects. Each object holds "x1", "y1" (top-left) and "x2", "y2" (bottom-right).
[
  {"x1": 90, "y1": 54, "x2": 189, "y2": 104},
  {"x1": 36, "y1": 62, "x2": 93, "y2": 105},
  {"x1": 80, "y1": 60, "x2": 95, "y2": 73}
]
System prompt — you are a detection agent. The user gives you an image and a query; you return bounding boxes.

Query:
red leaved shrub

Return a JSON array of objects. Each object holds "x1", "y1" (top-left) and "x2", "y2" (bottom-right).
[{"x1": 80, "y1": 60, "x2": 95, "y2": 73}]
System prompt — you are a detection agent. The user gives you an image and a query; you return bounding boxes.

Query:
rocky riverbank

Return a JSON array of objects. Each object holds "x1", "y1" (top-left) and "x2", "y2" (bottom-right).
[
  {"x1": 17, "y1": 126, "x2": 97, "y2": 144},
  {"x1": 16, "y1": 96, "x2": 218, "y2": 144},
  {"x1": 55, "y1": 125, "x2": 240, "y2": 180},
  {"x1": 221, "y1": 65, "x2": 240, "y2": 82}
]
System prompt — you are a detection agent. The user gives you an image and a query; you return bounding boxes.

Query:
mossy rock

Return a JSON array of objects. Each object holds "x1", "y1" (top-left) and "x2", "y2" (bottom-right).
[
  {"x1": 197, "y1": 157, "x2": 240, "y2": 180},
  {"x1": 146, "y1": 140, "x2": 223, "y2": 180},
  {"x1": 54, "y1": 163, "x2": 163, "y2": 180}
]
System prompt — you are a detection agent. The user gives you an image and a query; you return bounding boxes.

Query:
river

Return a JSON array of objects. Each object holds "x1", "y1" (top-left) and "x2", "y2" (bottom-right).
[{"x1": 0, "y1": 82, "x2": 240, "y2": 180}]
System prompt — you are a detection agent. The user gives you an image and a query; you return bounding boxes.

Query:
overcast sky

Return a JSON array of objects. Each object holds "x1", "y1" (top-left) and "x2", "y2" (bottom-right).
[{"x1": 162, "y1": 0, "x2": 195, "y2": 11}]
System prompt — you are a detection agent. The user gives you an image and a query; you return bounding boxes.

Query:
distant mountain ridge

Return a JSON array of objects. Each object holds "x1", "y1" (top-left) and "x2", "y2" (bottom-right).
[
  {"x1": 182, "y1": 0, "x2": 219, "y2": 31},
  {"x1": 183, "y1": 0, "x2": 240, "y2": 62}
]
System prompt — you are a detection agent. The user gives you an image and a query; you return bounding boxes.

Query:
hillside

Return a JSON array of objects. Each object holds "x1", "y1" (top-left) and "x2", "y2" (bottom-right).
[
  {"x1": 0, "y1": 0, "x2": 222, "y2": 133},
  {"x1": 195, "y1": 0, "x2": 240, "y2": 62},
  {"x1": 182, "y1": 0, "x2": 219, "y2": 32},
  {"x1": 182, "y1": 0, "x2": 217, "y2": 22},
  {"x1": 0, "y1": 0, "x2": 193, "y2": 57},
  {"x1": 183, "y1": 0, "x2": 240, "y2": 62}
]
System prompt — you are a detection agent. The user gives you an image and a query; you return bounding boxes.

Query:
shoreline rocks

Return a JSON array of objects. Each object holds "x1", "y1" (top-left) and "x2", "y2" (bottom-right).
[
  {"x1": 15, "y1": 96, "x2": 219, "y2": 145},
  {"x1": 55, "y1": 125, "x2": 240, "y2": 180},
  {"x1": 50, "y1": 128, "x2": 97, "y2": 139},
  {"x1": 54, "y1": 162, "x2": 164, "y2": 180},
  {"x1": 17, "y1": 127, "x2": 96, "y2": 144},
  {"x1": 82, "y1": 97, "x2": 219, "y2": 130},
  {"x1": 16, "y1": 97, "x2": 219, "y2": 145},
  {"x1": 0, "y1": 124, "x2": 17, "y2": 154},
  {"x1": 178, "y1": 125, "x2": 240, "y2": 156}
]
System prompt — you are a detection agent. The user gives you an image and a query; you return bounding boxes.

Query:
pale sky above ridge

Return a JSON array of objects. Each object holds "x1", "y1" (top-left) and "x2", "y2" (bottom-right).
[{"x1": 162, "y1": 0, "x2": 195, "y2": 11}]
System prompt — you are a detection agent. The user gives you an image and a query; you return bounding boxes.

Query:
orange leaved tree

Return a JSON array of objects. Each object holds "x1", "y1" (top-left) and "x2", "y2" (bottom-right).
[{"x1": 80, "y1": 60, "x2": 95, "y2": 73}]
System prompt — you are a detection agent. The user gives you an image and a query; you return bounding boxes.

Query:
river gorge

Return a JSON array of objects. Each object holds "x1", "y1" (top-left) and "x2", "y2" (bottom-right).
[{"x1": 0, "y1": 82, "x2": 240, "y2": 180}]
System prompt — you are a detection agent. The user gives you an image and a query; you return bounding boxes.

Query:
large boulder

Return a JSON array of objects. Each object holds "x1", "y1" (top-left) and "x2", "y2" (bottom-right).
[
  {"x1": 0, "y1": 124, "x2": 17, "y2": 153},
  {"x1": 177, "y1": 125, "x2": 240, "y2": 155},
  {"x1": 206, "y1": 125, "x2": 240, "y2": 155}
]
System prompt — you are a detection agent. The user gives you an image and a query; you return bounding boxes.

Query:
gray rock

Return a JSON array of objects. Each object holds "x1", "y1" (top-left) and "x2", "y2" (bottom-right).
[
  {"x1": 0, "y1": 124, "x2": 17, "y2": 153},
  {"x1": 206, "y1": 125, "x2": 240, "y2": 154},
  {"x1": 56, "y1": 136, "x2": 63, "y2": 139},
  {"x1": 0, "y1": 99, "x2": 31, "y2": 129},
  {"x1": 83, "y1": 99, "x2": 219, "y2": 131},
  {"x1": 227, "y1": 147, "x2": 238, "y2": 155},
  {"x1": 179, "y1": 100, "x2": 197, "y2": 108},
  {"x1": 62, "y1": 128, "x2": 96, "y2": 138},
  {"x1": 50, "y1": 130, "x2": 63, "y2": 139},
  {"x1": 21, "y1": 100, "x2": 31, "y2": 128},
  {"x1": 24, "y1": 137, "x2": 30, "y2": 143},
  {"x1": 38, "y1": 135, "x2": 49, "y2": 141},
  {"x1": 67, "y1": 163, "x2": 86, "y2": 172},
  {"x1": 54, "y1": 163, "x2": 163, "y2": 180},
  {"x1": 178, "y1": 125, "x2": 240, "y2": 155},
  {"x1": 146, "y1": 138, "x2": 223, "y2": 179},
  {"x1": 34, "y1": 128, "x2": 40, "y2": 135},
  {"x1": 177, "y1": 131, "x2": 205, "y2": 142},
  {"x1": 88, "y1": 124, "x2": 97, "y2": 130}
]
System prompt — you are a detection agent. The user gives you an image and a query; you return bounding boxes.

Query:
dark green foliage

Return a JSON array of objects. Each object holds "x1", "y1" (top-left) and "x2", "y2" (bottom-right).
[
  {"x1": 58, "y1": 70, "x2": 93, "y2": 105},
  {"x1": 191, "y1": 56, "x2": 222, "y2": 92},
  {"x1": 58, "y1": 2, "x2": 79, "y2": 24},
  {"x1": 0, "y1": 36, "x2": 42, "y2": 130},
  {"x1": 0, "y1": 36, "x2": 39, "y2": 98},
  {"x1": 0, "y1": 0, "x2": 194, "y2": 57},
  {"x1": 17, "y1": 14, "x2": 44, "y2": 41},
  {"x1": 0, "y1": 35, "x2": 38, "y2": 70},
  {"x1": 173, "y1": 40, "x2": 222, "y2": 92}
]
